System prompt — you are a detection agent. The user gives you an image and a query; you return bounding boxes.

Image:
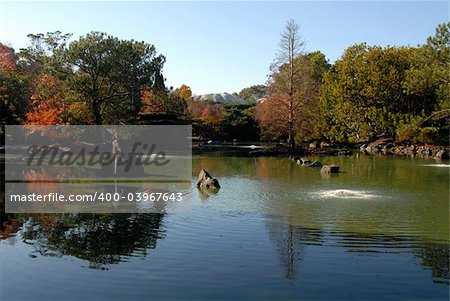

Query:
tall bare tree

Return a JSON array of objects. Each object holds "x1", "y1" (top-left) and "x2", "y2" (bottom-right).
[{"x1": 267, "y1": 19, "x2": 305, "y2": 149}]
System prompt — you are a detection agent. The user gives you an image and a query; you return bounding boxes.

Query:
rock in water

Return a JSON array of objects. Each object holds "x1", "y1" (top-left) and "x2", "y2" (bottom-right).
[
  {"x1": 435, "y1": 149, "x2": 449, "y2": 160},
  {"x1": 290, "y1": 155, "x2": 300, "y2": 162},
  {"x1": 309, "y1": 161, "x2": 323, "y2": 168},
  {"x1": 321, "y1": 165, "x2": 340, "y2": 174},
  {"x1": 197, "y1": 169, "x2": 221, "y2": 190},
  {"x1": 298, "y1": 158, "x2": 311, "y2": 165}
]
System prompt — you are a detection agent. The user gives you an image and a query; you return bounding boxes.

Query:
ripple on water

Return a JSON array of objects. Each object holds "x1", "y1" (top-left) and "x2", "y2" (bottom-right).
[{"x1": 311, "y1": 189, "x2": 380, "y2": 200}]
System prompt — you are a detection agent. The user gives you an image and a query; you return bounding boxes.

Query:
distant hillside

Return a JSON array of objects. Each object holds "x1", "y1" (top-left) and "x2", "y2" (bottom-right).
[{"x1": 194, "y1": 92, "x2": 246, "y2": 104}]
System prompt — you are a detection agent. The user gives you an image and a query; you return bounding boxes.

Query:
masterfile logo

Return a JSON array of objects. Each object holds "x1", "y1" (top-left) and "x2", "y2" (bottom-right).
[{"x1": 4, "y1": 125, "x2": 192, "y2": 213}]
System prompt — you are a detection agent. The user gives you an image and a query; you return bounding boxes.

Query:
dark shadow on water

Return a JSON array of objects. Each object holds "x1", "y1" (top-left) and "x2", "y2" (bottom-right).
[
  {"x1": 1, "y1": 212, "x2": 165, "y2": 269},
  {"x1": 1, "y1": 159, "x2": 168, "y2": 269},
  {"x1": 415, "y1": 242, "x2": 450, "y2": 284}
]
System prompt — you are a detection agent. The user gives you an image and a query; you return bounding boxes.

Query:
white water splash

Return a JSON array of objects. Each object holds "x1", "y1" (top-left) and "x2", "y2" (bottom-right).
[
  {"x1": 312, "y1": 189, "x2": 379, "y2": 199},
  {"x1": 420, "y1": 164, "x2": 450, "y2": 168}
]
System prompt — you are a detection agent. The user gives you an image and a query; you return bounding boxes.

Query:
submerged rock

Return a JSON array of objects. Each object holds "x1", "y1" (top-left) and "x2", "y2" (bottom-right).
[
  {"x1": 298, "y1": 158, "x2": 311, "y2": 165},
  {"x1": 197, "y1": 169, "x2": 220, "y2": 190},
  {"x1": 435, "y1": 149, "x2": 449, "y2": 160},
  {"x1": 321, "y1": 165, "x2": 340, "y2": 174},
  {"x1": 290, "y1": 155, "x2": 300, "y2": 162},
  {"x1": 309, "y1": 161, "x2": 323, "y2": 168}
]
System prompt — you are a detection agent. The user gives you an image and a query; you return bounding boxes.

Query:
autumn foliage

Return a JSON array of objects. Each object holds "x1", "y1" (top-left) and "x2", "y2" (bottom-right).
[
  {"x1": 140, "y1": 87, "x2": 166, "y2": 114},
  {"x1": 188, "y1": 101, "x2": 225, "y2": 125},
  {"x1": 0, "y1": 43, "x2": 17, "y2": 71},
  {"x1": 139, "y1": 85, "x2": 188, "y2": 116},
  {"x1": 175, "y1": 84, "x2": 192, "y2": 100},
  {"x1": 26, "y1": 74, "x2": 64, "y2": 125},
  {"x1": 255, "y1": 96, "x2": 289, "y2": 140},
  {"x1": 1, "y1": 23, "x2": 448, "y2": 145}
]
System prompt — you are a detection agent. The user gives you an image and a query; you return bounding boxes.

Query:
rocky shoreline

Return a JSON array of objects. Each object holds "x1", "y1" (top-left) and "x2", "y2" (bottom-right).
[
  {"x1": 247, "y1": 140, "x2": 450, "y2": 160},
  {"x1": 359, "y1": 139, "x2": 449, "y2": 160},
  {"x1": 1, "y1": 140, "x2": 449, "y2": 160}
]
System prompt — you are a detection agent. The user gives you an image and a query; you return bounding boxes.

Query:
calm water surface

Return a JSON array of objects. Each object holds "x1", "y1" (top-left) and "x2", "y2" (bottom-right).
[{"x1": 1, "y1": 154, "x2": 449, "y2": 300}]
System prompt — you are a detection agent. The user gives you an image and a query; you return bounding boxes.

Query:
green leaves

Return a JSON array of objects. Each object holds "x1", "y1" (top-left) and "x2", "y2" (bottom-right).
[
  {"x1": 64, "y1": 32, "x2": 166, "y2": 124},
  {"x1": 0, "y1": 44, "x2": 29, "y2": 140},
  {"x1": 321, "y1": 44, "x2": 429, "y2": 142},
  {"x1": 238, "y1": 85, "x2": 267, "y2": 103},
  {"x1": 320, "y1": 23, "x2": 449, "y2": 144},
  {"x1": 404, "y1": 22, "x2": 450, "y2": 111}
]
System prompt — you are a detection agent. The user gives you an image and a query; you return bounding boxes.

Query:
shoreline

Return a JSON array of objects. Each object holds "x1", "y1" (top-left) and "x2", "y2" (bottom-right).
[
  {"x1": 192, "y1": 141, "x2": 450, "y2": 161},
  {"x1": 1, "y1": 141, "x2": 449, "y2": 160}
]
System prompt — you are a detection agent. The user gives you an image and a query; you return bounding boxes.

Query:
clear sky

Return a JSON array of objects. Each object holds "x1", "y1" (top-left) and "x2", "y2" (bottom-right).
[{"x1": 0, "y1": 1, "x2": 448, "y2": 95}]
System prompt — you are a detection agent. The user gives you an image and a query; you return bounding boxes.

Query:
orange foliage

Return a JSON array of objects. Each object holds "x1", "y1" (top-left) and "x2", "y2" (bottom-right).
[
  {"x1": 255, "y1": 96, "x2": 289, "y2": 139},
  {"x1": 176, "y1": 84, "x2": 192, "y2": 100},
  {"x1": 26, "y1": 74, "x2": 65, "y2": 125},
  {"x1": 0, "y1": 43, "x2": 17, "y2": 71},
  {"x1": 26, "y1": 108, "x2": 62, "y2": 125},
  {"x1": 23, "y1": 169, "x2": 60, "y2": 211},
  {"x1": 0, "y1": 219, "x2": 20, "y2": 240},
  {"x1": 256, "y1": 157, "x2": 270, "y2": 180},
  {"x1": 187, "y1": 100, "x2": 225, "y2": 125},
  {"x1": 140, "y1": 87, "x2": 166, "y2": 113},
  {"x1": 199, "y1": 104, "x2": 225, "y2": 125}
]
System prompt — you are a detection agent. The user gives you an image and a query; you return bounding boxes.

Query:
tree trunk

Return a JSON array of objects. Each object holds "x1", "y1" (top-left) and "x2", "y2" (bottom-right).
[
  {"x1": 288, "y1": 27, "x2": 296, "y2": 150},
  {"x1": 288, "y1": 112, "x2": 295, "y2": 149},
  {"x1": 92, "y1": 99, "x2": 102, "y2": 125}
]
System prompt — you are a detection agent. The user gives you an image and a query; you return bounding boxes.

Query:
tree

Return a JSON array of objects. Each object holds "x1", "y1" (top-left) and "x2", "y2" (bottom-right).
[
  {"x1": 258, "y1": 51, "x2": 328, "y2": 142},
  {"x1": 18, "y1": 31, "x2": 72, "y2": 82},
  {"x1": 0, "y1": 71, "x2": 28, "y2": 126},
  {"x1": 186, "y1": 99, "x2": 226, "y2": 140},
  {"x1": 15, "y1": 33, "x2": 74, "y2": 127},
  {"x1": 238, "y1": 85, "x2": 267, "y2": 103},
  {"x1": 198, "y1": 103, "x2": 225, "y2": 125},
  {"x1": 140, "y1": 87, "x2": 187, "y2": 116},
  {"x1": 320, "y1": 44, "x2": 422, "y2": 142},
  {"x1": 64, "y1": 32, "x2": 166, "y2": 124},
  {"x1": 26, "y1": 74, "x2": 64, "y2": 125},
  {"x1": 0, "y1": 43, "x2": 17, "y2": 71},
  {"x1": 404, "y1": 22, "x2": 449, "y2": 111},
  {"x1": 174, "y1": 84, "x2": 192, "y2": 100},
  {"x1": 140, "y1": 88, "x2": 167, "y2": 114},
  {"x1": 400, "y1": 22, "x2": 450, "y2": 144},
  {"x1": 266, "y1": 20, "x2": 305, "y2": 148},
  {"x1": 220, "y1": 104, "x2": 260, "y2": 141},
  {"x1": 0, "y1": 44, "x2": 29, "y2": 142}
]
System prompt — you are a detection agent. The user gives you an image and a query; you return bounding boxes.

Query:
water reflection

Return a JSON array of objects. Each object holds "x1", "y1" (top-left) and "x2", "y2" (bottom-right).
[
  {"x1": 192, "y1": 155, "x2": 449, "y2": 241},
  {"x1": 0, "y1": 213, "x2": 165, "y2": 269},
  {"x1": 415, "y1": 243, "x2": 450, "y2": 284},
  {"x1": 0, "y1": 155, "x2": 449, "y2": 300},
  {"x1": 265, "y1": 214, "x2": 449, "y2": 285},
  {"x1": 266, "y1": 218, "x2": 324, "y2": 279},
  {"x1": 4, "y1": 165, "x2": 185, "y2": 213}
]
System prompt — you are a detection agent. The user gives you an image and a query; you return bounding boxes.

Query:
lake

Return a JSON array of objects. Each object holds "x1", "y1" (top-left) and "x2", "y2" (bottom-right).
[{"x1": 1, "y1": 154, "x2": 449, "y2": 300}]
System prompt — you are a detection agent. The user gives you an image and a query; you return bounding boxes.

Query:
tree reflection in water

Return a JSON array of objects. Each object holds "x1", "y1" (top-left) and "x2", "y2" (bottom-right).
[
  {"x1": 415, "y1": 243, "x2": 449, "y2": 284},
  {"x1": 266, "y1": 217, "x2": 324, "y2": 280},
  {"x1": 265, "y1": 216, "x2": 449, "y2": 285},
  {"x1": 0, "y1": 213, "x2": 165, "y2": 269}
]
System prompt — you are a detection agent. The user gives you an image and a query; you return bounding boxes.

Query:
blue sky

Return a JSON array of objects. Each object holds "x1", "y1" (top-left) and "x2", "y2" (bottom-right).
[{"x1": 0, "y1": 1, "x2": 448, "y2": 94}]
